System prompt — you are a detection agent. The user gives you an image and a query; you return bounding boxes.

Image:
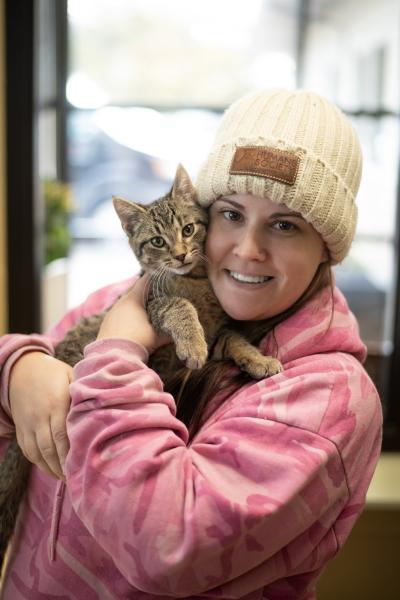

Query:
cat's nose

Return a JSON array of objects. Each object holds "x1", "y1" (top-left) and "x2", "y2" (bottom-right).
[{"x1": 174, "y1": 253, "x2": 186, "y2": 263}]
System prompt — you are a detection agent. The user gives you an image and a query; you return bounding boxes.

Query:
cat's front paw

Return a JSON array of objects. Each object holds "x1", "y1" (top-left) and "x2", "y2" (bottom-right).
[
  {"x1": 239, "y1": 356, "x2": 283, "y2": 379},
  {"x1": 175, "y1": 336, "x2": 208, "y2": 370}
]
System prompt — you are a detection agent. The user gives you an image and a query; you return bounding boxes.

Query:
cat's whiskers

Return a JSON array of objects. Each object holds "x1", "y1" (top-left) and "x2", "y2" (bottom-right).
[
  {"x1": 154, "y1": 267, "x2": 164, "y2": 300},
  {"x1": 149, "y1": 267, "x2": 162, "y2": 300},
  {"x1": 141, "y1": 274, "x2": 152, "y2": 305},
  {"x1": 159, "y1": 266, "x2": 170, "y2": 297},
  {"x1": 150, "y1": 265, "x2": 168, "y2": 300},
  {"x1": 144, "y1": 264, "x2": 166, "y2": 303},
  {"x1": 160, "y1": 267, "x2": 169, "y2": 297},
  {"x1": 196, "y1": 250, "x2": 211, "y2": 266}
]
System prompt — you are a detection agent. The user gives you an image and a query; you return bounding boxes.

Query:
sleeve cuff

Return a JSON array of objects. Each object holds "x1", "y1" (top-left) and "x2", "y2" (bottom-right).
[
  {"x1": 83, "y1": 338, "x2": 150, "y2": 364},
  {"x1": 1, "y1": 346, "x2": 53, "y2": 419}
]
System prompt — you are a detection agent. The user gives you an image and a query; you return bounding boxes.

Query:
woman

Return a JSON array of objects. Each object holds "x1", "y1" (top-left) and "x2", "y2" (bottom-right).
[{"x1": 0, "y1": 89, "x2": 382, "y2": 599}]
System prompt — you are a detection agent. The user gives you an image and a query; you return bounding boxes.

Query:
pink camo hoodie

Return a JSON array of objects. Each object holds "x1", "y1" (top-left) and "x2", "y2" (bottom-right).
[{"x1": 0, "y1": 277, "x2": 382, "y2": 600}]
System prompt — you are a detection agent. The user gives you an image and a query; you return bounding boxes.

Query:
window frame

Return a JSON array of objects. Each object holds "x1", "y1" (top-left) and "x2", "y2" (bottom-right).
[{"x1": 5, "y1": 0, "x2": 400, "y2": 448}]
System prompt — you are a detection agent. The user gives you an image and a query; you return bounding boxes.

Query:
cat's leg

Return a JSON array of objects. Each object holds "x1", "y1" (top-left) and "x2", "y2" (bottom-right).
[
  {"x1": 212, "y1": 329, "x2": 283, "y2": 379},
  {"x1": 147, "y1": 297, "x2": 208, "y2": 369}
]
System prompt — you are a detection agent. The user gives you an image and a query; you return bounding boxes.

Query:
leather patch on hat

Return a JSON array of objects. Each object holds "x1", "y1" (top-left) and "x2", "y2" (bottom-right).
[{"x1": 230, "y1": 146, "x2": 300, "y2": 185}]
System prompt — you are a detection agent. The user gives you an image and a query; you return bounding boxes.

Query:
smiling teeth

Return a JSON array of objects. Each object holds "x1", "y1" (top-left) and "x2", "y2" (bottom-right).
[{"x1": 229, "y1": 271, "x2": 271, "y2": 284}]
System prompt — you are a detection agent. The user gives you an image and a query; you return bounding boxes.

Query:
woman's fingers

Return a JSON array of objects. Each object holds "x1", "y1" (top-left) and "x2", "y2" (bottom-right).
[
  {"x1": 36, "y1": 424, "x2": 65, "y2": 480},
  {"x1": 50, "y1": 411, "x2": 70, "y2": 473},
  {"x1": 17, "y1": 427, "x2": 61, "y2": 480},
  {"x1": 9, "y1": 353, "x2": 72, "y2": 480},
  {"x1": 17, "y1": 422, "x2": 66, "y2": 480}
]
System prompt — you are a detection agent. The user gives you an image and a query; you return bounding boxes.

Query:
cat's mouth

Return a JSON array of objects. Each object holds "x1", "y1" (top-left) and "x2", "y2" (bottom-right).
[{"x1": 170, "y1": 261, "x2": 195, "y2": 275}]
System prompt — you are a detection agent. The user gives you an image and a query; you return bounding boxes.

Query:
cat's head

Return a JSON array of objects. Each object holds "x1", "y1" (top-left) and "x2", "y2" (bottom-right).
[{"x1": 113, "y1": 164, "x2": 208, "y2": 275}]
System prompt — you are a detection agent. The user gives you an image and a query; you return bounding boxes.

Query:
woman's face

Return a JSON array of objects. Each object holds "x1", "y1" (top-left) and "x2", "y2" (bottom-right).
[{"x1": 205, "y1": 194, "x2": 328, "y2": 321}]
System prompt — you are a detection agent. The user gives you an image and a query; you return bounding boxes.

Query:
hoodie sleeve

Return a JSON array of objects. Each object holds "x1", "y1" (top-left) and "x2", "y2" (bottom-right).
[
  {"x1": 0, "y1": 277, "x2": 135, "y2": 442},
  {"x1": 65, "y1": 340, "x2": 380, "y2": 597}
]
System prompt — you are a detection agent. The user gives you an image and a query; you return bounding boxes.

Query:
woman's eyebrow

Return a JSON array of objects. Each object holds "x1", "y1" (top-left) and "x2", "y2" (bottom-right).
[
  {"x1": 270, "y1": 211, "x2": 305, "y2": 220},
  {"x1": 214, "y1": 197, "x2": 244, "y2": 209}
]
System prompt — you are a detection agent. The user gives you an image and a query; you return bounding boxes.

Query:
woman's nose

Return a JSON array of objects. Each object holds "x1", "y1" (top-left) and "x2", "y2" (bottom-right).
[{"x1": 233, "y1": 230, "x2": 266, "y2": 261}]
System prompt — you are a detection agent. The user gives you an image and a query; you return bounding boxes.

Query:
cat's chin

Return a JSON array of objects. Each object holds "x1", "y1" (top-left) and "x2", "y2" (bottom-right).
[{"x1": 169, "y1": 263, "x2": 196, "y2": 275}]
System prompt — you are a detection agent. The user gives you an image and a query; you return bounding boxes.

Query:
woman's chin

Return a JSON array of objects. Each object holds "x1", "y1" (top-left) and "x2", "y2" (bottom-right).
[{"x1": 219, "y1": 300, "x2": 270, "y2": 322}]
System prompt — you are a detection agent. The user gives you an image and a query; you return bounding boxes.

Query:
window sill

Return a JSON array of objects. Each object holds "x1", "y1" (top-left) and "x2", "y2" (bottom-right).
[{"x1": 366, "y1": 452, "x2": 400, "y2": 509}]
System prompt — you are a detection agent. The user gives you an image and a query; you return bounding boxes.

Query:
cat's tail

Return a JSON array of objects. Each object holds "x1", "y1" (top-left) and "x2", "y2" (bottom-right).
[{"x1": 0, "y1": 436, "x2": 31, "y2": 571}]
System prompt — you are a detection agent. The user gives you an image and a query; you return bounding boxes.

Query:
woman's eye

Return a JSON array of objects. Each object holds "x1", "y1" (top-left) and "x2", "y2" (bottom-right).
[
  {"x1": 273, "y1": 220, "x2": 296, "y2": 232},
  {"x1": 151, "y1": 236, "x2": 165, "y2": 248},
  {"x1": 182, "y1": 223, "x2": 194, "y2": 237},
  {"x1": 222, "y1": 210, "x2": 242, "y2": 222}
]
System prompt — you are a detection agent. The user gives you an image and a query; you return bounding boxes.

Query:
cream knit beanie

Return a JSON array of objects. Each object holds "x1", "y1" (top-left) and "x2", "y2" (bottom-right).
[{"x1": 196, "y1": 89, "x2": 362, "y2": 264}]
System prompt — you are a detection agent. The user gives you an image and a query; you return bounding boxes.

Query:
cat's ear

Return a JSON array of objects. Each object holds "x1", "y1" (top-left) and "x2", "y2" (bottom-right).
[
  {"x1": 113, "y1": 196, "x2": 146, "y2": 237},
  {"x1": 171, "y1": 163, "x2": 196, "y2": 203}
]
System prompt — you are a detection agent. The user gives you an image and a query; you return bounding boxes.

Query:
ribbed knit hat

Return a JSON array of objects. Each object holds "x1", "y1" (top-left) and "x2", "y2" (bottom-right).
[{"x1": 196, "y1": 89, "x2": 362, "y2": 264}]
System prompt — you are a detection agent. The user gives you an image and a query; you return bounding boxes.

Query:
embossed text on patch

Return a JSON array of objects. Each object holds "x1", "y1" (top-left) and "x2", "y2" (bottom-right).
[{"x1": 230, "y1": 146, "x2": 300, "y2": 185}]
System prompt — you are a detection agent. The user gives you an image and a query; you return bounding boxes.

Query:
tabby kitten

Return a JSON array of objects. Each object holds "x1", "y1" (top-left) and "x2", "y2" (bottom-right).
[{"x1": 0, "y1": 164, "x2": 282, "y2": 568}]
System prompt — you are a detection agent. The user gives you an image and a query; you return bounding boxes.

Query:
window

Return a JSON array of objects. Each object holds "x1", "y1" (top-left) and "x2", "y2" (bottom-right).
[
  {"x1": 44, "y1": 0, "x2": 399, "y2": 446},
  {"x1": 302, "y1": 0, "x2": 400, "y2": 443},
  {"x1": 66, "y1": 0, "x2": 301, "y2": 305}
]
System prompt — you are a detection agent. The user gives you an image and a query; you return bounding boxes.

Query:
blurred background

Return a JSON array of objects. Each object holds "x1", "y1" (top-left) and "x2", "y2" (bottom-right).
[
  {"x1": 34, "y1": 0, "x2": 400, "y2": 443},
  {"x1": 0, "y1": 1, "x2": 399, "y2": 597}
]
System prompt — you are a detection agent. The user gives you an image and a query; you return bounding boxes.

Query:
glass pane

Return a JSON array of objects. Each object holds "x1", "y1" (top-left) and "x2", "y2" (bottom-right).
[
  {"x1": 67, "y1": 0, "x2": 298, "y2": 107},
  {"x1": 304, "y1": 0, "x2": 400, "y2": 113},
  {"x1": 66, "y1": 106, "x2": 222, "y2": 306},
  {"x1": 334, "y1": 241, "x2": 394, "y2": 347},
  {"x1": 334, "y1": 114, "x2": 399, "y2": 354},
  {"x1": 38, "y1": 109, "x2": 57, "y2": 179},
  {"x1": 349, "y1": 115, "x2": 399, "y2": 240},
  {"x1": 65, "y1": 0, "x2": 399, "y2": 354},
  {"x1": 68, "y1": 238, "x2": 136, "y2": 308},
  {"x1": 37, "y1": 0, "x2": 57, "y2": 104}
]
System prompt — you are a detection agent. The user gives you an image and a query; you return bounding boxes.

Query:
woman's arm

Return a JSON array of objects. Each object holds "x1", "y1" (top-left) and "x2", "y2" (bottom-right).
[
  {"x1": 66, "y1": 342, "x2": 377, "y2": 597},
  {"x1": 0, "y1": 276, "x2": 135, "y2": 476},
  {"x1": 65, "y1": 279, "x2": 382, "y2": 596},
  {"x1": 8, "y1": 352, "x2": 73, "y2": 478}
]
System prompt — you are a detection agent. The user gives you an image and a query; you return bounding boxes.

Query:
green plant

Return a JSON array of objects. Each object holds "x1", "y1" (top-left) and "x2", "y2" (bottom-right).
[{"x1": 43, "y1": 179, "x2": 73, "y2": 265}]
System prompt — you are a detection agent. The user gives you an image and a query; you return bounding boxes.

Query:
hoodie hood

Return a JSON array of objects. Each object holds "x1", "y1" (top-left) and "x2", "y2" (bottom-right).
[{"x1": 260, "y1": 285, "x2": 366, "y2": 366}]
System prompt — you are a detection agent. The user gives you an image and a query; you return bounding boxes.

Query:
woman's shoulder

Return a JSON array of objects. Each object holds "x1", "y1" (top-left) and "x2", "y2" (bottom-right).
[
  {"x1": 312, "y1": 351, "x2": 382, "y2": 476},
  {"x1": 262, "y1": 285, "x2": 368, "y2": 366},
  {"x1": 218, "y1": 349, "x2": 379, "y2": 427}
]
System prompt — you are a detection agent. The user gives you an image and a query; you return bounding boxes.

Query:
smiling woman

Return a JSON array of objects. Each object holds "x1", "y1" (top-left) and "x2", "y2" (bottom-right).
[
  {"x1": 206, "y1": 194, "x2": 328, "y2": 320},
  {"x1": 0, "y1": 89, "x2": 382, "y2": 600}
]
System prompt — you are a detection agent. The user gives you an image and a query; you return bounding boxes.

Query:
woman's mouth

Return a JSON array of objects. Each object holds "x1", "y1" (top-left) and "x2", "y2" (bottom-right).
[{"x1": 227, "y1": 270, "x2": 273, "y2": 284}]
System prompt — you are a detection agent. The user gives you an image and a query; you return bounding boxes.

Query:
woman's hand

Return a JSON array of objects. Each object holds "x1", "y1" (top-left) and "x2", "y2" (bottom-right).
[
  {"x1": 9, "y1": 351, "x2": 73, "y2": 480},
  {"x1": 8, "y1": 276, "x2": 167, "y2": 481},
  {"x1": 97, "y1": 275, "x2": 170, "y2": 353}
]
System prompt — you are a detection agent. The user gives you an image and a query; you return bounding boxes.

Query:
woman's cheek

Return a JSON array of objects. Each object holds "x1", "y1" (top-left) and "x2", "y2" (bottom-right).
[{"x1": 205, "y1": 227, "x2": 222, "y2": 263}]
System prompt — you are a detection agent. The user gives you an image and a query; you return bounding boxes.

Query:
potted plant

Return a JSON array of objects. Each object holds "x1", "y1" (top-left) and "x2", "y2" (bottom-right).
[{"x1": 41, "y1": 179, "x2": 73, "y2": 331}]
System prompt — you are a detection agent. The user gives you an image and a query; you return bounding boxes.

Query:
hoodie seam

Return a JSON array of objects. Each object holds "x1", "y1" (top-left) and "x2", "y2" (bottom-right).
[{"x1": 48, "y1": 480, "x2": 66, "y2": 561}]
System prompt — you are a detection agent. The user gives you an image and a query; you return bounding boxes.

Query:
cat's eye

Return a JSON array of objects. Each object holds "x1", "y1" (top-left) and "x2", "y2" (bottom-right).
[
  {"x1": 151, "y1": 236, "x2": 165, "y2": 248},
  {"x1": 182, "y1": 223, "x2": 194, "y2": 237}
]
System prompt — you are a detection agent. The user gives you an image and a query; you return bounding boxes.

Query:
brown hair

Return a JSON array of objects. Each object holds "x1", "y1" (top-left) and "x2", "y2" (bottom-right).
[{"x1": 165, "y1": 261, "x2": 334, "y2": 440}]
